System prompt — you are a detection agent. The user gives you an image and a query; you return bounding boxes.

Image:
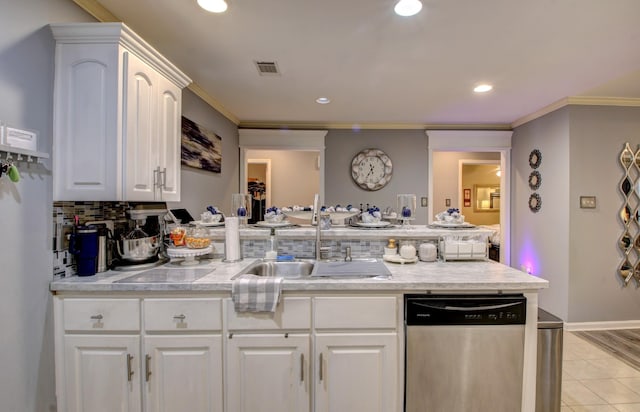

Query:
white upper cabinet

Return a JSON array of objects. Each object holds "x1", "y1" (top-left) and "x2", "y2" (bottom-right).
[{"x1": 51, "y1": 23, "x2": 191, "y2": 201}]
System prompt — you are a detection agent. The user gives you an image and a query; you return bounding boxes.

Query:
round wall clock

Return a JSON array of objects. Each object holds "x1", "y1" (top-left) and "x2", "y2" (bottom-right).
[{"x1": 351, "y1": 148, "x2": 393, "y2": 191}]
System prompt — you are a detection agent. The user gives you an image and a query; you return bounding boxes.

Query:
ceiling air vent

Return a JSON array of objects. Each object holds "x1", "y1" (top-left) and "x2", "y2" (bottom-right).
[{"x1": 255, "y1": 61, "x2": 280, "y2": 76}]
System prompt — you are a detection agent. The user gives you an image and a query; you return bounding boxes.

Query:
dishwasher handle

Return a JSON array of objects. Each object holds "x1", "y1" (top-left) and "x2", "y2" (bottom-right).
[{"x1": 411, "y1": 301, "x2": 523, "y2": 312}]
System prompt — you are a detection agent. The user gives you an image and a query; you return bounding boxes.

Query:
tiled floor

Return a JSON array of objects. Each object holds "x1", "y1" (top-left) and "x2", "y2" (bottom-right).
[{"x1": 562, "y1": 331, "x2": 640, "y2": 411}]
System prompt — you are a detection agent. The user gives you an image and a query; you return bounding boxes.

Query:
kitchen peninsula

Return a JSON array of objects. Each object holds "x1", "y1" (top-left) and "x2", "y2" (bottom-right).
[{"x1": 51, "y1": 225, "x2": 548, "y2": 412}]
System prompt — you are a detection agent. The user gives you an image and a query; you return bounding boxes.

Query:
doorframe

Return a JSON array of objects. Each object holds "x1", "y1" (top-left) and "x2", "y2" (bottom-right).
[
  {"x1": 247, "y1": 158, "x2": 272, "y2": 207},
  {"x1": 426, "y1": 130, "x2": 513, "y2": 265}
]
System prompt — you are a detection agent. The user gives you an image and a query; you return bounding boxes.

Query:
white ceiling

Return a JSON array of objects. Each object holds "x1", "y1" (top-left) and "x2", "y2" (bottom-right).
[{"x1": 93, "y1": 0, "x2": 640, "y2": 127}]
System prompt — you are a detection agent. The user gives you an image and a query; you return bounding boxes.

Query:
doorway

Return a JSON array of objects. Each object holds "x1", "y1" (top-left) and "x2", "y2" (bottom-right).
[
  {"x1": 239, "y1": 129, "x2": 327, "y2": 206},
  {"x1": 247, "y1": 159, "x2": 271, "y2": 223},
  {"x1": 427, "y1": 130, "x2": 512, "y2": 264}
]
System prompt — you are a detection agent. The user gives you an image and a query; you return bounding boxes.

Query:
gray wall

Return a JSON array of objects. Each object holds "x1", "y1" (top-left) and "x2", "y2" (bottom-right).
[
  {"x1": 0, "y1": 2, "x2": 93, "y2": 411},
  {"x1": 325, "y1": 129, "x2": 429, "y2": 224},
  {"x1": 512, "y1": 108, "x2": 571, "y2": 320},
  {"x1": 512, "y1": 105, "x2": 640, "y2": 323},
  {"x1": 567, "y1": 105, "x2": 640, "y2": 322},
  {"x1": 167, "y1": 89, "x2": 239, "y2": 217}
]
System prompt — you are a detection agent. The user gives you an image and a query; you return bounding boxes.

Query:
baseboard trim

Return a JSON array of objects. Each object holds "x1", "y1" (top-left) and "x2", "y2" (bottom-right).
[{"x1": 564, "y1": 320, "x2": 640, "y2": 332}]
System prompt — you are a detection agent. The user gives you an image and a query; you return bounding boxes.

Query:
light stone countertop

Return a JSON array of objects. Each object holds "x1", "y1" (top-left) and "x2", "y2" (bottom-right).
[
  {"x1": 50, "y1": 257, "x2": 548, "y2": 293},
  {"x1": 207, "y1": 224, "x2": 494, "y2": 239}
]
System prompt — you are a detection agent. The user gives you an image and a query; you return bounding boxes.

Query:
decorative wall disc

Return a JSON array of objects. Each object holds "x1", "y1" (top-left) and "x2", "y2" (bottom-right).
[
  {"x1": 528, "y1": 193, "x2": 541, "y2": 213},
  {"x1": 529, "y1": 149, "x2": 542, "y2": 169},
  {"x1": 528, "y1": 171, "x2": 542, "y2": 191}
]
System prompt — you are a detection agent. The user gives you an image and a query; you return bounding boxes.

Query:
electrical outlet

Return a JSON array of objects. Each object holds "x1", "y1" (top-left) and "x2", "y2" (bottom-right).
[
  {"x1": 580, "y1": 196, "x2": 596, "y2": 209},
  {"x1": 420, "y1": 197, "x2": 428, "y2": 207},
  {"x1": 61, "y1": 225, "x2": 74, "y2": 250}
]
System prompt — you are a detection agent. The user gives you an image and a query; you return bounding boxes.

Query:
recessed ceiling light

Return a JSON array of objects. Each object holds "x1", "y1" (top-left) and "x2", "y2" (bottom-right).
[
  {"x1": 197, "y1": 0, "x2": 228, "y2": 13},
  {"x1": 474, "y1": 84, "x2": 493, "y2": 93},
  {"x1": 316, "y1": 97, "x2": 331, "y2": 104},
  {"x1": 394, "y1": 0, "x2": 423, "y2": 17}
]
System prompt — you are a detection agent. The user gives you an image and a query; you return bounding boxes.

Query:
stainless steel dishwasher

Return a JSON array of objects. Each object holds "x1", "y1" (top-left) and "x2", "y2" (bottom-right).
[{"x1": 405, "y1": 294, "x2": 527, "y2": 412}]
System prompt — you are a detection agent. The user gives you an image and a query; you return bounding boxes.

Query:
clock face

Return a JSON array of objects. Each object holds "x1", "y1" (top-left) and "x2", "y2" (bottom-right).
[{"x1": 351, "y1": 149, "x2": 393, "y2": 191}]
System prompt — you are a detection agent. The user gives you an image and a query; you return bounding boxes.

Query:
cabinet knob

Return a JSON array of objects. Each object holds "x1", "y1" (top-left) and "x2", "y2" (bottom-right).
[{"x1": 90, "y1": 314, "x2": 103, "y2": 320}]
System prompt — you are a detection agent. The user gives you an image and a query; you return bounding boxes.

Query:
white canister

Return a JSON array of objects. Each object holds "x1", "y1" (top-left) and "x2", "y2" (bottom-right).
[
  {"x1": 400, "y1": 243, "x2": 417, "y2": 259},
  {"x1": 418, "y1": 243, "x2": 437, "y2": 262}
]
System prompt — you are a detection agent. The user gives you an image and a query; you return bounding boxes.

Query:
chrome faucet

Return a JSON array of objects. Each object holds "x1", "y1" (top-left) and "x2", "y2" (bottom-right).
[
  {"x1": 314, "y1": 194, "x2": 331, "y2": 260},
  {"x1": 344, "y1": 246, "x2": 352, "y2": 262}
]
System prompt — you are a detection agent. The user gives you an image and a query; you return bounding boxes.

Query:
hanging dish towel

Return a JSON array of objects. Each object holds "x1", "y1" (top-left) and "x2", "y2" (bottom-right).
[{"x1": 232, "y1": 275, "x2": 283, "y2": 313}]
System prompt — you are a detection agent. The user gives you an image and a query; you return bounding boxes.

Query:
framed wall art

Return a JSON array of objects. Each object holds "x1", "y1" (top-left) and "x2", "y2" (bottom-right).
[{"x1": 181, "y1": 116, "x2": 222, "y2": 173}]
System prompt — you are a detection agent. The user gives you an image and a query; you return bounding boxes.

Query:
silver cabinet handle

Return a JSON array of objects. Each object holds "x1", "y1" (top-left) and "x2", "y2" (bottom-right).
[
  {"x1": 300, "y1": 353, "x2": 304, "y2": 382},
  {"x1": 153, "y1": 168, "x2": 158, "y2": 188},
  {"x1": 319, "y1": 353, "x2": 323, "y2": 381},
  {"x1": 145, "y1": 355, "x2": 152, "y2": 382},
  {"x1": 161, "y1": 167, "x2": 167, "y2": 188},
  {"x1": 173, "y1": 314, "x2": 186, "y2": 321},
  {"x1": 90, "y1": 314, "x2": 103, "y2": 320},
  {"x1": 126, "y1": 354, "x2": 134, "y2": 382}
]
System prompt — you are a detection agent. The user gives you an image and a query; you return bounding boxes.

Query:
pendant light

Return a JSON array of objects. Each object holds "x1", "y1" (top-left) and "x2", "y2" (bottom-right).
[
  {"x1": 197, "y1": 0, "x2": 228, "y2": 13},
  {"x1": 394, "y1": 0, "x2": 422, "y2": 17}
]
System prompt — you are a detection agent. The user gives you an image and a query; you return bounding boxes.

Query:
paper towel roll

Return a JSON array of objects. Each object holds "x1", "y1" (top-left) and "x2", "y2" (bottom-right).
[{"x1": 225, "y1": 216, "x2": 241, "y2": 262}]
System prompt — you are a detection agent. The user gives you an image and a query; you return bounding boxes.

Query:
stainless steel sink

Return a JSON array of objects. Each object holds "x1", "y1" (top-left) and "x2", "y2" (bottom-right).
[
  {"x1": 311, "y1": 259, "x2": 391, "y2": 279},
  {"x1": 232, "y1": 260, "x2": 315, "y2": 279},
  {"x1": 232, "y1": 258, "x2": 390, "y2": 280}
]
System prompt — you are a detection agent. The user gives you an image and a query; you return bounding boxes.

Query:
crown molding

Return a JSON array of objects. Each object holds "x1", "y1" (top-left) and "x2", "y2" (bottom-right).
[
  {"x1": 72, "y1": 0, "x2": 120, "y2": 22},
  {"x1": 238, "y1": 121, "x2": 512, "y2": 131},
  {"x1": 512, "y1": 96, "x2": 640, "y2": 128},
  {"x1": 187, "y1": 83, "x2": 239, "y2": 125}
]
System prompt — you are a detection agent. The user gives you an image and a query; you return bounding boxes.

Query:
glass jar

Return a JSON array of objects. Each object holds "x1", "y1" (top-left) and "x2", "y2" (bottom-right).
[{"x1": 185, "y1": 226, "x2": 211, "y2": 249}]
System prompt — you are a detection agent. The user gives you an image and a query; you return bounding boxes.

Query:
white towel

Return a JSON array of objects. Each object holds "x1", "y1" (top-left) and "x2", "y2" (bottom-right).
[{"x1": 232, "y1": 275, "x2": 283, "y2": 313}]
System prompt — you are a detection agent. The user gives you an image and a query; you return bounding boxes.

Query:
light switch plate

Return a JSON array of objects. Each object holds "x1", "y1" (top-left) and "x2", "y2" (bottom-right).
[
  {"x1": 445, "y1": 198, "x2": 451, "y2": 207},
  {"x1": 580, "y1": 196, "x2": 596, "y2": 209},
  {"x1": 420, "y1": 197, "x2": 428, "y2": 207}
]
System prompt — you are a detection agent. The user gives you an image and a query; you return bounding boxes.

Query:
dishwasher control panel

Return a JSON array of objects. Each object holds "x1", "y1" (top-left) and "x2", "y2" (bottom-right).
[{"x1": 405, "y1": 294, "x2": 527, "y2": 326}]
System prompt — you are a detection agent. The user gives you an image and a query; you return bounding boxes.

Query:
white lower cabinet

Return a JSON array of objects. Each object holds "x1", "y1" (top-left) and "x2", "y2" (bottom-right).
[
  {"x1": 144, "y1": 336, "x2": 223, "y2": 412},
  {"x1": 226, "y1": 334, "x2": 310, "y2": 412},
  {"x1": 63, "y1": 335, "x2": 141, "y2": 412},
  {"x1": 314, "y1": 333, "x2": 398, "y2": 412},
  {"x1": 56, "y1": 294, "x2": 400, "y2": 412}
]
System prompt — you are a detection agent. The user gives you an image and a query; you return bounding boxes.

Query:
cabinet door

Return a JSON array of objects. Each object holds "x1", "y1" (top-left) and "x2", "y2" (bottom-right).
[
  {"x1": 155, "y1": 75, "x2": 181, "y2": 202},
  {"x1": 226, "y1": 334, "x2": 310, "y2": 412},
  {"x1": 64, "y1": 335, "x2": 141, "y2": 412},
  {"x1": 53, "y1": 44, "x2": 120, "y2": 201},
  {"x1": 143, "y1": 335, "x2": 223, "y2": 412},
  {"x1": 315, "y1": 333, "x2": 398, "y2": 412},
  {"x1": 124, "y1": 51, "x2": 158, "y2": 201}
]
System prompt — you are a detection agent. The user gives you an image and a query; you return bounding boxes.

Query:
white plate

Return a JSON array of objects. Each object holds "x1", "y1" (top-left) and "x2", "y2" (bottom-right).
[
  {"x1": 255, "y1": 221, "x2": 294, "y2": 228},
  {"x1": 431, "y1": 221, "x2": 475, "y2": 228},
  {"x1": 190, "y1": 220, "x2": 225, "y2": 227},
  {"x1": 383, "y1": 254, "x2": 418, "y2": 264},
  {"x1": 355, "y1": 221, "x2": 391, "y2": 228}
]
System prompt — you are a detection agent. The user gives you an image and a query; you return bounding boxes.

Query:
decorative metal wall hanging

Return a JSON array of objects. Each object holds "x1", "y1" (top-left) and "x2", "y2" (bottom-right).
[
  {"x1": 618, "y1": 143, "x2": 640, "y2": 286},
  {"x1": 528, "y1": 149, "x2": 542, "y2": 213}
]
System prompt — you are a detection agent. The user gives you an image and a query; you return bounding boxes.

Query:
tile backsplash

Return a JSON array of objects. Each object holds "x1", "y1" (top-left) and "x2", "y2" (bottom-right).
[{"x1": 52, "y1": 201, "x2": 131, "y2": 277}]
